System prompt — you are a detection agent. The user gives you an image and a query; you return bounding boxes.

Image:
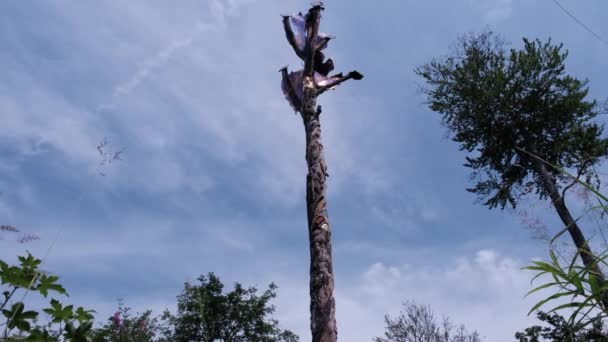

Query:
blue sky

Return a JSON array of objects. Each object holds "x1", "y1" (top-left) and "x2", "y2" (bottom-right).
[{"x1": 1, "y1": 0, "x2": 608, "y2": 341}]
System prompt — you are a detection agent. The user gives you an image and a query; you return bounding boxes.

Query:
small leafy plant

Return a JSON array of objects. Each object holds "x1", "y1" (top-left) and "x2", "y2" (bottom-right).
[
  {"x1": 0, "y1": 252, "x2": 96, "y2": 341},
  {"x1": 91, "y1": 300, "x2": 163, "y2": 342}
]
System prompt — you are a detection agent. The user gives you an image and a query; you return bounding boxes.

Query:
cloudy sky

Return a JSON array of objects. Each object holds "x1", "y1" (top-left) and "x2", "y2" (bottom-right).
[{"x1": 1, "y1": 0, "x2": 608, "y2": 340}]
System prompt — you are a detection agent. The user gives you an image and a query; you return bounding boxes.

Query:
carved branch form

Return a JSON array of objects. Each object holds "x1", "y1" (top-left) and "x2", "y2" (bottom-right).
[
  {"x1": 281, "y1": 15, "x2": 305, "y2": 59},
  {"x1": 279, "y1": 66, "x2": 302, "y2": 112},
  {"x1": 279, "y1": 4, "x2": 362, "y2": 115},
  {"x1": 314, "y1": 51, "x2": 334, "y2": 76},
  {"x1": 303, "y1": 4, "x2": 323, "y2": 78},
  {"x1": 279, "y1": 3, "x2": 363, "y2": 342},
  {"x1": 314, "y1": 36, "x2": 332, "y2": 52},
  {"x1": 317, "y1": 71, "x2": 364, "y2": 95}
]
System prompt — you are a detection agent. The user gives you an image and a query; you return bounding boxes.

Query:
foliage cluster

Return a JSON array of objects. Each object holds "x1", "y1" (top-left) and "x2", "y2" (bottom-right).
[
  {"x1": 0, "y1": 252, "x2": 95, "y2": 341},
  {"x1": 0, "y1": 253, "x2": 297, "y2": 342}
]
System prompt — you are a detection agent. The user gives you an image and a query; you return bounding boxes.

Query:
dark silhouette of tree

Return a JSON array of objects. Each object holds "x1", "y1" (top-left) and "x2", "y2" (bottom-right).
[
  {"x1": 375, "y1": 301, "x2": 481, "y2": 342},
  {"x1": 415, "y1": 30, "x2": 608, "y2": 307},
  {"x1": 515, "y1": 311, "x2": 606, "y2": 341}
]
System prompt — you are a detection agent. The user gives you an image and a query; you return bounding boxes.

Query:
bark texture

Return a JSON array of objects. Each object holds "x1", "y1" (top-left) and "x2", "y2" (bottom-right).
[
  {"x1": 302, "y1": 6, "x2": 337, "y2": 341},
  {"x1": 302, "y1": 77, "x2": 336, "y2": 342},
  {"x1": 280, "y1": 4, "x2": 363, "y2": 341}
]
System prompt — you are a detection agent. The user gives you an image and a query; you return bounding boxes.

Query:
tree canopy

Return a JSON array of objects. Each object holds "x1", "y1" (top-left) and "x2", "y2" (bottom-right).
[
  {"x1": 415, "y1": 30, "x2": 608, "y2": 209},
  {"x1": 160, "y1": 272, "x2": 298, "y2": 342}
]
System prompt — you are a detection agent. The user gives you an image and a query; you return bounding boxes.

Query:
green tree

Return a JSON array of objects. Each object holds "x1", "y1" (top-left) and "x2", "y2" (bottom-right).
[
  {"x1": 415, "y1": 30, "x2": 608, "y2": 306},
  {"x1": 159, "y1": 272, "x2": 298, "y2": 342},
  {"x1": 515, "y1": 311, "x2": 606, "y2": 341}
]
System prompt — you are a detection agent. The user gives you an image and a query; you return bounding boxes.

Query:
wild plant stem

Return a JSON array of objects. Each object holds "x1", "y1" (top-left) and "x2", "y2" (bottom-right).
[{"x1": 0, "y1": 286, "x2": 19, "y2": 312}]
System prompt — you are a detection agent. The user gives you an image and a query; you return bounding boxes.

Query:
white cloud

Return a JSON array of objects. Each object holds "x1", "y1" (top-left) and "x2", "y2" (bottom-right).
[
  {"x1": 101, "y1": 0, "x2": 258, "y2": 109},
  {"x1": 109, "y1": 22, "x2": 214, "y2": 102},
  {"x1": 0, "y1": 185, "x2": 13, "y2": 218},
  {"x1": 0, "y1": 0, "x2": 398, "y2": 206},
  {"x1": 367, "y1": 186, "x2": 443, "y2": 235},
  {"x1": 468, "y1": 0, "x2": 513, "y2": 23},
  {"x1": 0, "y1": 83, "x2": 103, "y2": 168},
  {"x1": 273, "y1": 249, "x2": 553, "y2": 342}
]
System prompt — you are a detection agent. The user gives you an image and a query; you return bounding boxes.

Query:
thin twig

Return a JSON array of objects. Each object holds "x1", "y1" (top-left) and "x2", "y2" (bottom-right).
[{"x1": 562, "y1": 159, "x2": 591, "y2": 200}]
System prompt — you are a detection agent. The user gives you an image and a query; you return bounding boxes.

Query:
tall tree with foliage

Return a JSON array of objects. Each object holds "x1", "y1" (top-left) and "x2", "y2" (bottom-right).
[
  {"x1": 279, "y1": 2, "x2": 362, "y2": 341},
  {"x1": 158, "y1": 272, "x2": 298, "y2": 342},
  {"x1": 415, "y1": 31, "x2": 608, "y2": 307}
]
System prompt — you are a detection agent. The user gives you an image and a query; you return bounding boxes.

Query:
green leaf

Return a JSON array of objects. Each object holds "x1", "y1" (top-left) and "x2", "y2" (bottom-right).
[
  {"x1": 528, "y1": 261, "x2": 566, "y2": 278},
  {"x1": 44, "y1": 298, "x2": 73, "y2": 323},
  {"x1": 64, "y1": 319, "x2": 94, "y2": 342},
  {"x1": 549, "y1": 250, "x2": 559, "y2": 266},
  {"x1": 3, "y1": 302, "x2": 39, "y2": 332},
  {"x1": 25, "y1": 328, "x2": 56, "y2": 342},
  {"x1": 567, "y1": 268, "x2": 584, "y2": 293},
  {"x1": 525, "y1": 281, "x2": 562, "y2": 297},
  {"x1": 528, "y1": 291, "x2": 576, "y2": 315},
  {"x1": 548, "y1": 301, "x2": 591, "y2": 313},
  {"x1": 18, "y1": 252, "x2": 42, "y2": 273},
  {"x1": 74, "y1": 306, "x2": 96, "y2": 323},
  {"x1": 35, "y1": 274, "x2": 67, "y2": 298},
  {"x1": 589, "y1": 273, "x2": 600, "y2": 297},
  {"x1": 0, "y1": 260, "x2": 9, "y2": 284}
]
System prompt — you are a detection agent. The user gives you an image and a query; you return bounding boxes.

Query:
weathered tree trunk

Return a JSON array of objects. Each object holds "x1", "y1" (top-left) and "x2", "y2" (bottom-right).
[
  {"x1": 529, "y1": 142, "x2": 608, "y2": 309},
  {"x1": 302, "y1": 77, "x2": 337, "y2": 342},
  {"x1": 279, "y1": 5, "x2": 362, "y2": 340}
]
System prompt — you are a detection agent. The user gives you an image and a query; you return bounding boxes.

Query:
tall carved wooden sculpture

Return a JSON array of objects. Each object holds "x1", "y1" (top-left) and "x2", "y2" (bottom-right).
[{"x1": 280, "y1": 3, "x2": 363, "y2": 341}]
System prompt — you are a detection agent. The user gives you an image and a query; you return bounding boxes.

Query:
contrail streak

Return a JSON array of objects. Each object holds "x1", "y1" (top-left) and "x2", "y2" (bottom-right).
[{"x1": 98, "y1": 0, "x2": 250, "y2": 112}]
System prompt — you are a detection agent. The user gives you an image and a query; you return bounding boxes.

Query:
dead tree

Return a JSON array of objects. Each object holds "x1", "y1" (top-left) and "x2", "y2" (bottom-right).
[{"x1": 280, "y1": 3, "x2": 363, "y2": 342}]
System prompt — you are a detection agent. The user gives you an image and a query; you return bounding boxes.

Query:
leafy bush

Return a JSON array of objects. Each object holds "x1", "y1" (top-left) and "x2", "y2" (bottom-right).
[
  {"x1": 91, "y1": 300, "x2": 167, "y2": 342},
  {"x1": 0, "y1": 252, "x2": 299, "y2": 342},
  {"x1": 0, "y1": 252, "x2": 96, "y2": 341}
]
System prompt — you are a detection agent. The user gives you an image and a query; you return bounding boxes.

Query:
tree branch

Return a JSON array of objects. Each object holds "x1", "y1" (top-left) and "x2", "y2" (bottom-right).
[
  {"x1": 314, "y1": 36, "x2": 332, "y2": 51},
  {"x1": 279, "y1": 66, "x2": 302, "y2": 111},
  {"x1": 314, "y1": 52, "x2": 334, "y2": 76},
  {"x1": 0, "y1": 286, "x2": 19, "y2": 313},
  {"x1": 281, "y1": 15, "x2": 305, "y2": 59},
  {"x1": 561, "y1": 158, "x2": 592, "y2": 200},
  {"x1": 317, "y1": 71, "x2": 364, "y2": 95},
  {"x1": 303, "y1": 4, "x2": 324, "y2": 77}
]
